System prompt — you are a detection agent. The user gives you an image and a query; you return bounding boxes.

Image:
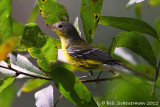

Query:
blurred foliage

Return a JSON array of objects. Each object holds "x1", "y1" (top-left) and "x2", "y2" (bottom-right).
[
  {"x1": 0, "y1": 0, "x2": 160, "y2": 107},
  {"x1": 0, "y1": 37, "x2": 17, "y2": 61},
  {"x1": 96, "y1": 75, "x2": 158, "y2": 107},
  {"x1": 27, "y1": 4, "x2": 40, "y2": 23},
  {"x1": 0, "y1": 76, "x2": 15, "y2": 93},
  {"x1": 0, "y1": 84, "x2": 16, "y2": 107},
  {"x1": 0, "y1": 0, "x2": 12, "y2": 43},
  {"x1": 134, "y1": 3, "x2": 142, "y2": 20},
  {"x1": 149, "y1": 0, "x2": 160, "y2": 6},
  {"x1": 22, "y1": 79, "x2": 48, "y2": 92}
]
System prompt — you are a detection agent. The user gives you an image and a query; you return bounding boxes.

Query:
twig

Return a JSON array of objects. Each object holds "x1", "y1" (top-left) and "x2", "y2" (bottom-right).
[
  {"x1": 81, "y1": 72, "x2": 121, "y2": 83},
  {"x1": 0, "y1": 65, "x2": 52, "y2": 80},
  {"x1": 54, "y1": 95, "x2": 63, "y2": 107},
  {"x1": 0, "y1": 64, "x2": 122, "y2": 84},
  {"x1": 151, "y1": 55, "x2": 160, "y2": 95}
]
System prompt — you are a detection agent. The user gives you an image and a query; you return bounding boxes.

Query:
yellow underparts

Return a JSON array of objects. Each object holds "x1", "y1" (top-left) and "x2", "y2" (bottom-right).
[{"x1": 57, "y1": 31, "x2": 103, "y2": 72}]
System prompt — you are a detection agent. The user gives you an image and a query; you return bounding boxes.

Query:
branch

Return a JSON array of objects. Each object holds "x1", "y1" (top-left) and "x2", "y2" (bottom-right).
[
  {"x1": 0, "y1": 64, "x2": 121, "y2": 83},
  {"x1": 152, "y1": 55, "x2": 160, "y2": 94},
  {"x1": 0, "y1": 65, "x2": 52, "y2": 80},
  {"x1": 81, "y1": 72, "x2": 121, "y2": 83}
]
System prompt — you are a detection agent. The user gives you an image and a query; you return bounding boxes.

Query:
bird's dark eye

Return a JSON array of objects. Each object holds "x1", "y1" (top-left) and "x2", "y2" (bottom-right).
[{"x1": 58, "y1": 24, "x2": 63, "y2": 28}]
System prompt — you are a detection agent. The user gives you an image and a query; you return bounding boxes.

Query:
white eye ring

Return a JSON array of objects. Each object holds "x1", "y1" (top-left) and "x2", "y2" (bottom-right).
[{"x1": 58, "y1": 24, "x2": 63, "y2": 29}]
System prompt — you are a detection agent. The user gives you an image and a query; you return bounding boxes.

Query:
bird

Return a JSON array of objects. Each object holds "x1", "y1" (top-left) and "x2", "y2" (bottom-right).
[{"x1": 48, "y1": 21, "x2": 153, "y2": 80}]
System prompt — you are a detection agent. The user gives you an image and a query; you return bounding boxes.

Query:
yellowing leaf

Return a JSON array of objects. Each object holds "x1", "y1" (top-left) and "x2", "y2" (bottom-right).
[
  {"x1": 22, "y1": 79, "x2": 48, "y2": 92},
  {"x1": 0, "y1": 37, "x2": 17, "y2": 61}
]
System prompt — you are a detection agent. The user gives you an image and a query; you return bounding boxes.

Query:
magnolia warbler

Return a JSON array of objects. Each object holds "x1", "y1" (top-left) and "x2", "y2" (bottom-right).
[{"x1": 48, "y1": 21, "x2": 152, "y2": 80}]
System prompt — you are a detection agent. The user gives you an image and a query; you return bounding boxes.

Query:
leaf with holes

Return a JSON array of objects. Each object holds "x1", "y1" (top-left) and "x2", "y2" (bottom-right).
[
  {"x1": 50, "y1": 67, "x2": 97, "y2": 107},
  {"x1": 80, "y1": 0, "x2": 103, "y2": 43},
  {"x1": 22, "y1": 23, "x2": 61, "y2": 72},
  {"x1": 0, "y1": 76, "x2": 15, "y2": 93},
  {"x1": 99, "y1": 16, "x2": 159, "y2": 40},
  {"x1": 37, "y1": 0, "x2": 69, "y2": 25},
  {"x1": 0, "y1": 0, "x2": 12, "y2": 43},
  {"x1": 109, "y1": 32, "x2": 157, "y2": 67}
]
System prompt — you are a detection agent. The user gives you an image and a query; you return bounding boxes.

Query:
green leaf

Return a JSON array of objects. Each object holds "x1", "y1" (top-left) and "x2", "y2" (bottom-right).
[
  {"x1": 134, "y1": 3, "x2": 142, "y2": 20},
  {"x1": 154, "y1": 17, "x2": 160, "y2": 38},
  {"x1": 0, "y1": 85, "x2": 16, "y2": 107},
  {"x1": 22, "y1": 23, "x2": 61, "y2": 72},
  {"x1": 0, "y1": 0, "x2": 12, "y2": 43},
  {"x1": 152, "y1": 38, "x2": 160, "y2": 58},
  {"x1": 151, "y1": 17, "x2": 160, "y2": 59},
  {"x1": 99, "y1": 16, "x2": 159, "y2": 40},
  {"x1": 129, "y1": 64, "x2": 156, "y2": 76},
  {"x1": 15, "y1": 36, "x2": 28, "y2": 51},
  {"x1": 37, "y1": 0, "x2": 69, "y2": 25},
  {"x1": 50, "y1": 68, "x2": 97, "y2": 107},
  {"x1": 22, "y1": 79, "x2": 48, "y2": 92},
  {"x1": 0, "y1": 76, "x2": 15, "y2": 93},
  {"x1": 105, "y1": 77, "x2": 157, "y2": 105},
  {"x1": 156, "y1": 76, "x2": 160, "y2": 88},
  {"x1": 28, "y1": 4, "x2": 40, "y2": 23},
  {"x1": 51, "y1": 62, "x2": 76, "y2": 72},
  {"x1": 80, "y1": 0, "x2": 103, "y2": 43},
  {"x1": 12, "y1": 19, "x2": 24, "y2": 36},
  {"x1": 148, "y1": 0, "x2": 160, "y2": 6},
  {"x1": 10, "y1": 53, "x2": 46, "y2": 77},
  {"x1": 109, "y1": 32, "x2": 157, "y2": 67}
]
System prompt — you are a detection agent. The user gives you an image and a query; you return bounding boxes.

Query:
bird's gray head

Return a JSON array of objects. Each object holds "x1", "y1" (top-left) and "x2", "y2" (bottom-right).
[{"x1": 48, "y1": 21, "x2": 79, "y2": 38}]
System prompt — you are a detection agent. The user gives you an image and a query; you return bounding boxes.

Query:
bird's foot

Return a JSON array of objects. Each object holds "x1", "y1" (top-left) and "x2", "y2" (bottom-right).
[
  {"x1": 95, "y1": 71, "x2": 103, "y2": 84},
  {"x1": 78, "y1": 71, "x2": 93, "y2": 79}
]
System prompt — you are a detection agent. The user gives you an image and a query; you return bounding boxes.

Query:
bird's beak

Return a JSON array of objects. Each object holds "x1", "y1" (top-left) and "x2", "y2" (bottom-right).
[{"x1": 47, "y1": 24, "x2": 56, "y2": 29}]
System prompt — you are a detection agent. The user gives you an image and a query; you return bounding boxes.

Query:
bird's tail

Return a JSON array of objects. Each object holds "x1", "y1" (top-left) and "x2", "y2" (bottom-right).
[{"x1": 104, "y1": 63, "x2": 154, "y2": 81}]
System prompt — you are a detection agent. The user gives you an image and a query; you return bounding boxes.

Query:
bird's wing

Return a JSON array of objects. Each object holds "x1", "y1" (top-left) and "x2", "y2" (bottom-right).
[{"x1": 67, "y1": 46, "x2": 120, "y2": 64}]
